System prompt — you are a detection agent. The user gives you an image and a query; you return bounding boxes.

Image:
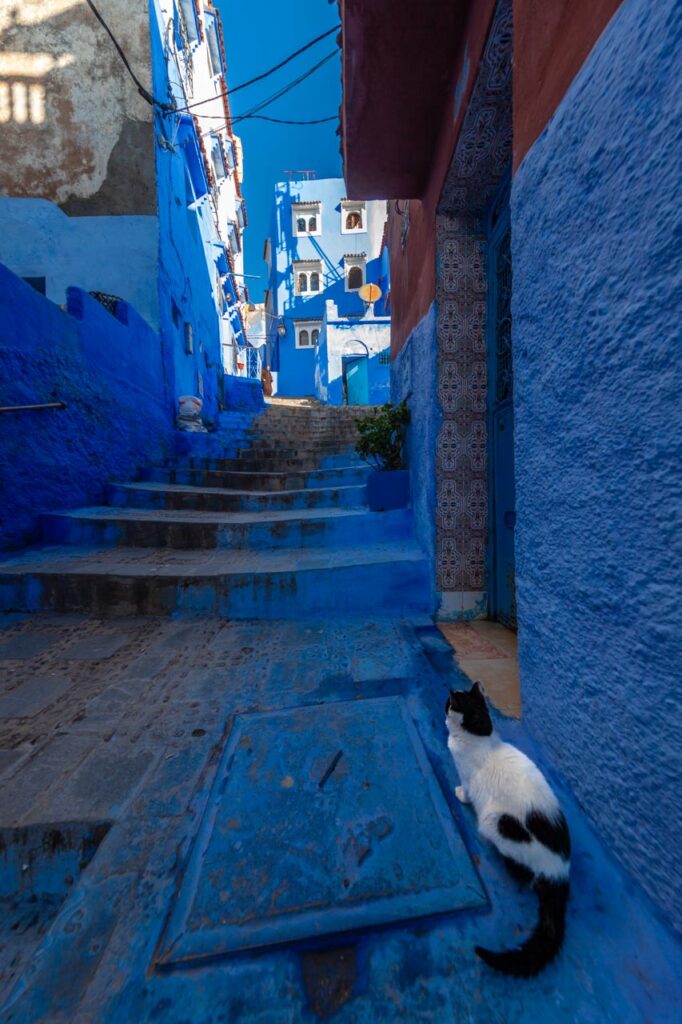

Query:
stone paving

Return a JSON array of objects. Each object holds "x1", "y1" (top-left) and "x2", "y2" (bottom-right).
[{"x1": 1, "y1": 612, "x2": 680, "y2": 1022}]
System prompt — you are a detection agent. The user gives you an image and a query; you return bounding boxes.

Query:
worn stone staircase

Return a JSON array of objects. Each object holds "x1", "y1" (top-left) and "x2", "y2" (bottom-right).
[{"x1": 0, "y1": 400, "x2": 432, "y2": 618}]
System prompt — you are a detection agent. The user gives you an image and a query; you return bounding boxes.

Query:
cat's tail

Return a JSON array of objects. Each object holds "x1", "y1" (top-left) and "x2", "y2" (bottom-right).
[{"x1": 475, "y1": 877, "x2": 569, "y2": 978}]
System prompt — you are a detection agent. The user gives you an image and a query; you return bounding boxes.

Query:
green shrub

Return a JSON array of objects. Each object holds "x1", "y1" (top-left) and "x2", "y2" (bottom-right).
[{"x1": 354, "y1": 400, "x2": 410, "y2": 470}]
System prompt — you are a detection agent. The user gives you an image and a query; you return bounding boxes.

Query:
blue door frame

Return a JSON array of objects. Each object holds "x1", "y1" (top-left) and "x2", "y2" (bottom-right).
[
  {"x1": 486, "y1": 174, "x2": 516, "y2": 628},
  {"x1": 343, "y1": 355, "x2": 369, "y2": 405}
]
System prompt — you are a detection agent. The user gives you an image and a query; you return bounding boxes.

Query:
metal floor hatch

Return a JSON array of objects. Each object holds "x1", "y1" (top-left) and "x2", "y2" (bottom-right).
[{"x1": 157, "y1": 696, "x2": 487, "y2": 967}]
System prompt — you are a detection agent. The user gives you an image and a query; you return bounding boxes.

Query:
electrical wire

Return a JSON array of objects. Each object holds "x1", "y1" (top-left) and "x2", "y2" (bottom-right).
[
  {"x1": 84, "y1": 0, "x2": 338, "y2": 123},
  {"x1": 173, "y1": 23, "x2": 340, "y2": 114},
  {"x1": 228, "y1": 114, "x2": 338, "y2": 125},
  {"x1": 201, "y1": 51, "x2": 337, "y2": 137},
  {"x1": 85, "y1": 0, "x2": 170, "y2": 110}
]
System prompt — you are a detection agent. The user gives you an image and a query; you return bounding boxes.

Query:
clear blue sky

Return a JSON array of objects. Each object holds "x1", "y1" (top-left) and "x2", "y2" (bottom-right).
[{"x1": 215, "y1": 0, "x2": 342, "y2": 301}]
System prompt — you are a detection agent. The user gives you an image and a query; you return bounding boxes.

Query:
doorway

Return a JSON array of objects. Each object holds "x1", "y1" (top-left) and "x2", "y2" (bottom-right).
[
  {"x1": 487, "y1": 183, "x2": 516, "y2": 628},
  {"x1": 343, "y1": 354, "x2": 369, "y2": 405}
]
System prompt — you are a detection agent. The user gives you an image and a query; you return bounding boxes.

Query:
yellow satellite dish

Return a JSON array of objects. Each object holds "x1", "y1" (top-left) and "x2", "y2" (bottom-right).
[{"x1": 358, "y1": 283, "x2": 382, "y2": 304}]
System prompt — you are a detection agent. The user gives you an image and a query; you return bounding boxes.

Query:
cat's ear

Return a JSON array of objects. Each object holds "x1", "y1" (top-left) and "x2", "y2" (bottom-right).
[{"x1": 471, "y1": 681, "x2": 485, "y2": 699}]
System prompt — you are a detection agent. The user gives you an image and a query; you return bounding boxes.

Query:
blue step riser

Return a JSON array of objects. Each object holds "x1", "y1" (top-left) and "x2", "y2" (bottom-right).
[
  {"x1": 40, "y1": 510, "x2": 414, "y2": 550},
  {"x1": 173, "y1": 453, "x2": 365, "y2": 472},
  {"x1": 141, "y1": 468, "x2": 370, "y2": 490},
  {"x1": 0, "y1": 561, "x2": 431, "y2": 618},
  {"x1": 106, "y1": 485, "x2": 368, "y2": 513}
]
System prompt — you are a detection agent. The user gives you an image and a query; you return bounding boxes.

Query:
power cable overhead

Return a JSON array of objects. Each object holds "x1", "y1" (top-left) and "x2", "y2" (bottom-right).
[
  {"x1": 174, "y1": 23, "x2": 341, "y2": 114},
  {"x1": 203, "y1": 50, "x2": 337, "y2": 137},
  {"x1": 238, "y1": 114, "x2": 338, "y2": 125},
  {"x1": 85, "y1": 0, "x2": 170, "y2": 110}
]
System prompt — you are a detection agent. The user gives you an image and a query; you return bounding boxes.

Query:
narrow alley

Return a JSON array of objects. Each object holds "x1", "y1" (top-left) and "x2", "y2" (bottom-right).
[
  {"x1": 1, "y1": 0, "x2": 681, "y2": 1021},
  {"x1": 0, "y1": 400, "x2": 679, "y2": 1021}
]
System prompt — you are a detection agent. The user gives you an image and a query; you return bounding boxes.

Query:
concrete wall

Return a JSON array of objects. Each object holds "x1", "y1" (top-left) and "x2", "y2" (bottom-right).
[
  {"x1": 0, "y1": 0, "x2": 155, "y2": 214},
  {"x1": 513, "y1": 0, "x2": 682, "y2": 932},
  {"x1": 0, "y1": 263, "x2": 172, "y2": 551},
  {"x1": 0, "y1": 198, "x2": 159, "y2": 328},
  {"x1": 391, "y1": 304, "x2": 440, "y2": 612}
]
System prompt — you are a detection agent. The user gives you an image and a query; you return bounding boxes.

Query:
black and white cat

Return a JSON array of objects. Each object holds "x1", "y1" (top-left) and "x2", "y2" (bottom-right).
[{"x1": 445, "y1": 681, "x2": 570, "y2": 977}]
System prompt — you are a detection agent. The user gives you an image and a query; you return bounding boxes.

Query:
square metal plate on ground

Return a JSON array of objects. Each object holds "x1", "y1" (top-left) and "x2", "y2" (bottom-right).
[{"x1": 157, "y1": 696, "x2": 487, "y2": 966}]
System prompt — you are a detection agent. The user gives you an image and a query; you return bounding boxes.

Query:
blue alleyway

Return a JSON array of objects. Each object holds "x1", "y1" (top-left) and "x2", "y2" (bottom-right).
[{"x1": 0, "y1": 401, "x2": 680, "y2": 1021}]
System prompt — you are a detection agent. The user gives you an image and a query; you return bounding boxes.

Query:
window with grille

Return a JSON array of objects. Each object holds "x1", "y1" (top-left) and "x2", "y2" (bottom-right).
[{"x1": 292, "y1": 203, "x2": 321, "y2": 237}]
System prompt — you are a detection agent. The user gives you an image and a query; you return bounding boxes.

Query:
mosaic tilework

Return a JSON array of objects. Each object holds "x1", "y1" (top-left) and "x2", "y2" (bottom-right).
[{"x1": 434, "y1": 0, "x2": 512, "y2": 596}]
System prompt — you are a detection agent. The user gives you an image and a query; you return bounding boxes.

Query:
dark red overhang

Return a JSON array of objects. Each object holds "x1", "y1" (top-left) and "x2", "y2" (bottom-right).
[{"x1": 341, "y1": 0, "x2": 470, "y2": 200}]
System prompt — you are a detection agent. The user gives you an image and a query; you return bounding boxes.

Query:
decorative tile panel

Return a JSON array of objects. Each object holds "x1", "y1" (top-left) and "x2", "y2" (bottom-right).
[{"x1": 433, "y1": 0, "x2": 512, "y2": 597}]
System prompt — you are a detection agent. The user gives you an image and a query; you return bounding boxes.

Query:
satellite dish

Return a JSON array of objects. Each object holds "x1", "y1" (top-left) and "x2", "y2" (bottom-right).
[{"x1": 358, "y1": 283, "x2": 382, "y2": 305}]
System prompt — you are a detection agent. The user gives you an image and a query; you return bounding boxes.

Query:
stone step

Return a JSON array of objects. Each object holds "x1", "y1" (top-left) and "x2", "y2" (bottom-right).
[
  {"x1": 173, "y1": 454, "x2": 364, "y2": 473},
  {"x1": 246, "y1": 439, "x2": 358, "y2": 453},
  {"x1": 105, "y1": 481, "x2": 367, "y2": 513},
  {"x1": 141, "y1": 466, "x2": 371, "y2": 492},
  {"x1": 0, "y1": 542, "x2": 431, "y2": 618},
  {"x1": 236, "y1": 447, "x2": 360, "y2": 463},
  {"x1": 40, "y1": 506, "x2": 413, "y2": 550}
]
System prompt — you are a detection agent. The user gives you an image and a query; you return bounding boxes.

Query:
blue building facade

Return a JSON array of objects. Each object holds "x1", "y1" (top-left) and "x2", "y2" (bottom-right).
[{"x1": 265, "y1": 178, "x2": 390, "y2": 402}]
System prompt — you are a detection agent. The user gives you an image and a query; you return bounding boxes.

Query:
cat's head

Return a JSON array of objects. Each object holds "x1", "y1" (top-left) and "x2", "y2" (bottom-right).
[{"x1": 445, "y1": 681, "x2": 493, "y2": 737}]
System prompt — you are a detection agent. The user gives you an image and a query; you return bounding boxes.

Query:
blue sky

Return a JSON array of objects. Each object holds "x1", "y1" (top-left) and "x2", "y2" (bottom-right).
[{"x1": 215, "y1": 0, "x2": 342, "y2": 301}]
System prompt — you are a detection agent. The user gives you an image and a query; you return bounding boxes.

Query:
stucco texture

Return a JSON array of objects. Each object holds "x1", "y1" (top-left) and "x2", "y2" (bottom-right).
[
  {"x1": 391, "y1": 304, "x2": 441, "y2": 612},
  {"x1": 0, "y1": 0, "x2": 155, "y2": 214},
  {"x1": 0, "y1": 198, "x2": 159, "y2": 328},
  {"x1": 512, "y1": 0, "x2": 682, "y2": 931},
  {"x1": 0, "y1": 264, "x2": 172, "y2": 551}
]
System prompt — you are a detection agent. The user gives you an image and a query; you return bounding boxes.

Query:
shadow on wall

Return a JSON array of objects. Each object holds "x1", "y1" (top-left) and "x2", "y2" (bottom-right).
[
  {"x1": 0, "y1": 263, "x2": 173, "y2": 550},
  {"x1": 0, "y1": 2, "x2": 155, "y2": 214}
]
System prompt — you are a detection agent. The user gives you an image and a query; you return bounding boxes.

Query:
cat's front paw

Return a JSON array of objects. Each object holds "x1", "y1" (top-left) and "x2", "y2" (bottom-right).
[{"x1": 455, "y1": 785, "x2": 470, "y2": 804}]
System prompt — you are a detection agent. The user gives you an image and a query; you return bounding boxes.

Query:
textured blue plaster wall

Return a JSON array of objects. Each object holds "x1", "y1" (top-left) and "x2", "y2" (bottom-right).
[
  {"x1": 150, "y1": 0, "x2": 226, "y2": 422},
  {"x1": 513, "y1": 0, "x2": 682, "y2": 932},
  {"x1": 0, "y1": 264, "x2": 173, "y2": 551},
  {"x1": 0, "y1": 199, "x2": 159, "y2": 329},
  {"x1": 391, "y1": 304, "x2": 440, "y2": 611}
]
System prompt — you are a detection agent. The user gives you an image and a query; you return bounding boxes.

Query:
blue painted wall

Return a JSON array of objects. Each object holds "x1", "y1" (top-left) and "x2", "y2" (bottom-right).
[
  {"x1": 149, "y1": 0, "x2": 233, "y2": 423},
  {"x1": 0, "y1": 264, "x2": 173, "y2": 551},
  {"x1": 512, "y1": 0, "x2": 682, "y2": 932},
  {"x1": 266, "y1": 178, "x2": 388, "y2": 398},
  {"x1": 316, "y1": 316, "x2": 391, "y2": 406},
  {"x1": 0, "y1": 199, "x2": 159, "y2": 329},
  {"x1": 391, "y1": 304, "x2": 440, "y2": 612}
]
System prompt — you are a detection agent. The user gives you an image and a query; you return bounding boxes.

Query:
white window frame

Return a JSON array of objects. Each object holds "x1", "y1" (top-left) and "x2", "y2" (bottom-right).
[
  {"x1": 341, "y1": 201, "x2": 366, "y2": 234},
  {"x1": 344, "y1": 257, "x2": 366, "y2": 292},
  {"x1": 293, "y1": 261, "x2": 323, "y2": 296},
  {"x1": 292, "y1": 203, "x2": 322, "y2": 238},
  {"x1": 210, "y1": 137, "x2": 226, "y2": 181},
  {"x1": 204, "y1": 12, "x2": 224, "y2": 78},
  {"x1": 295, "y1": 321, "x2": 322, "y2": 348}
]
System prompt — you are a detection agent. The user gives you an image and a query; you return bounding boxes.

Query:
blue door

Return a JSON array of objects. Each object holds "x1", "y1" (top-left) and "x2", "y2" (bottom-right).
[
  {"x1": 344, "y1": 356, "x2": 369, "y2": 405},
  {"x1": 487, "y1": 186, "x2": 516, "y2": 628}
]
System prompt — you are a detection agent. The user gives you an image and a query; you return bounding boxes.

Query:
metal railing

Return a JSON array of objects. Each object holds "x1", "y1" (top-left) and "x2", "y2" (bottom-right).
[{"x1": 0, "y1": 401, "x2": 66, "y2": 413}]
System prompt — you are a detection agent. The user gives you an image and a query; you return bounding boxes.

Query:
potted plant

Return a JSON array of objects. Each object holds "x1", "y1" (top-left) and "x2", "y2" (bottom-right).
[{"x1": 355, "y1": 400, "x2": 410, "y2": 511}]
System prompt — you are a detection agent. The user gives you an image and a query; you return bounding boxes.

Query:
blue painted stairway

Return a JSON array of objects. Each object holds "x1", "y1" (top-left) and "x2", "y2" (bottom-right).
[{"x1": 0, "y1": 400, "x2": 432, "y2": 618}]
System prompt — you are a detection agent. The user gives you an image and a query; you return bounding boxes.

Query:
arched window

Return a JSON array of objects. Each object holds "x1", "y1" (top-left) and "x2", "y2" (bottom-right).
[
  {"x1": 297, "y1": 272, "x2": 308, "y2": 293},
  {"x1": 299, "y1": 329, "x2": 310, "y2": 347},
  {"x1": 347, "y1": 265, "x2": 363, "y2": 290},
  {"x1": 297, "y1": 217, "x2": 306, "y2": 233},
  {"x1": 310, "y1": 272, "x2": 320, "y2": 292},
  {"x1": 308, "y1": 216, "x2": 317, "y2": 232},
  {"x1": 311, "y1": 328, "x2": 320, "y2": 345},
  {"x1": 346, "y1": 211, "x2": 362, "y2": 230}
]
